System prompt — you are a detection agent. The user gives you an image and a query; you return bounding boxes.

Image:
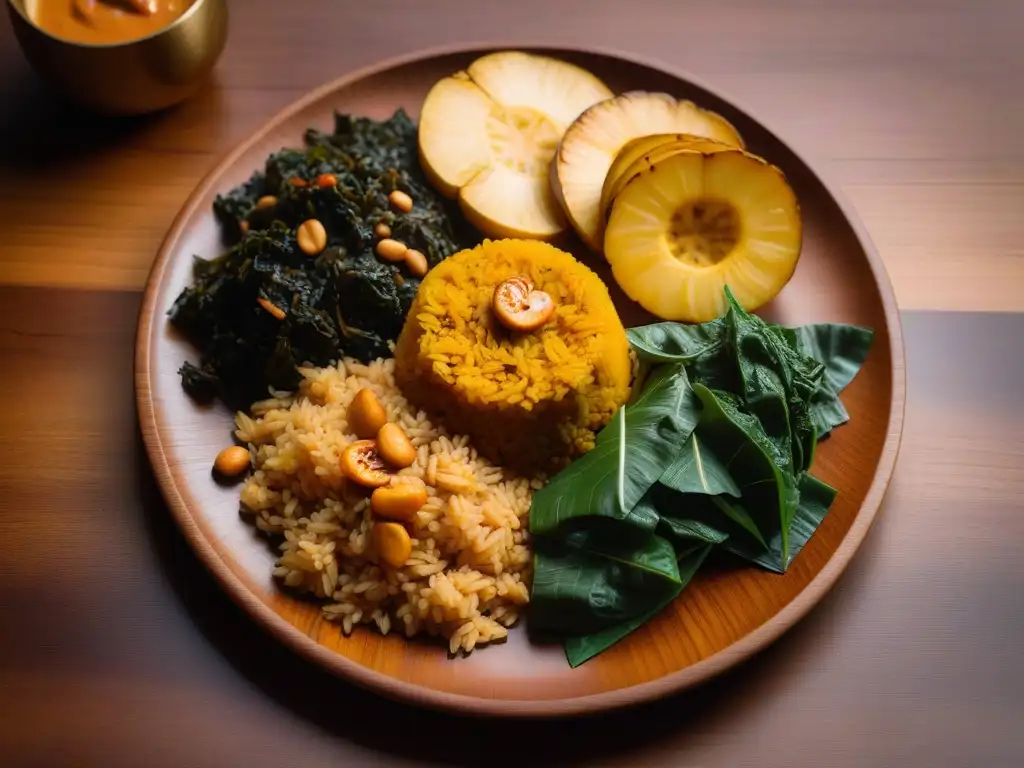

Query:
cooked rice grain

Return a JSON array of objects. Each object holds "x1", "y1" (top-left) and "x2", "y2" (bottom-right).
[
  {"x1": 235, "y1": 356, "x2": 535, "y2": 655},
  {"x1": 394, "y1": 239, "x2": 633, "y2": 473}
]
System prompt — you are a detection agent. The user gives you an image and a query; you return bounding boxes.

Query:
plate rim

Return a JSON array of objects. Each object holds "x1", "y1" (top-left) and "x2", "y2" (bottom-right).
[{"x1": 134, "y1": 41, "x2": 907, "y2": 718}]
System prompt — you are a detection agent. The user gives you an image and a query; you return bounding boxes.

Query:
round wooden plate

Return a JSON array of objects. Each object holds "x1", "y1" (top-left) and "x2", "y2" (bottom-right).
[{"x1": 135, "y1": 45, "x2": 905, "y2": 717}]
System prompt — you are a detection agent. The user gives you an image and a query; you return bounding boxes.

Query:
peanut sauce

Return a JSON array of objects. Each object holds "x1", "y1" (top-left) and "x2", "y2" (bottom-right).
[{"x1": 29, "y1": 0, "x2": 196, "y2": 45}]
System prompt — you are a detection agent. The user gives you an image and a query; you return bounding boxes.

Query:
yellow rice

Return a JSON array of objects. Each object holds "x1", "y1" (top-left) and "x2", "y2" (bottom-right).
[
  {"x1": 394, "y1": 239, "x2": 632, "y2": 473},
  {"x1": 234, "y1": 356, "x2": 538, "y2": 655}
]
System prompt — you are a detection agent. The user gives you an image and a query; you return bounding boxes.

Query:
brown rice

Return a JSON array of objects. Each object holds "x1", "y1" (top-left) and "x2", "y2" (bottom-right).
[{"x1": 233, "y1": 355, "x2": 541, "y2": 655}]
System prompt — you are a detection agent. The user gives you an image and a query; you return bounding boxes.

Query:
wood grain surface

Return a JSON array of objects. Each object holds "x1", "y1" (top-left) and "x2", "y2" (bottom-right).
[{"x1": 1, "y1": 0, "x2": 1022, "y2": 764}]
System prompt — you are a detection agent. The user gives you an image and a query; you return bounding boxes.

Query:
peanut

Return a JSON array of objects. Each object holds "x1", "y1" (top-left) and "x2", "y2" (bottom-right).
[
  {"x1": 388, "y1": 189, "x2": 413, "y2": 213},
  {"x1": 297, "y1": 219, "x2": 327, "y2": 256},
  {"x1": 377, "y1": 422, "x2": 416, "y2": 468},
  {"x1": 214, "y1": 446, "x2": 250, "y2": 477},
  {"x1": 404, "y1": 249, "x2": 428, "y2": 277},
  {"x1": 348, "y1": 388, "x2": 387, "y2": 439},
  {"x1": 376, "y1": 238, "x2": 408, "y2": 262}
]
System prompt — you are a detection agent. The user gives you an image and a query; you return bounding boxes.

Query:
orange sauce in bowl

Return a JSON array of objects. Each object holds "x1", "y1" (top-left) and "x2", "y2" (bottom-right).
[{"x1": 28, "y1": 0, "x2": 196, "y2": 45}]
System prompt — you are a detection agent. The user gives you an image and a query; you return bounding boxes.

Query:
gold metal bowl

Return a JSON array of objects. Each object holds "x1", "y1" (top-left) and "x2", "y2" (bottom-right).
[{"x1": 6, "y1": 0, "x2": 228, "y2": 116}]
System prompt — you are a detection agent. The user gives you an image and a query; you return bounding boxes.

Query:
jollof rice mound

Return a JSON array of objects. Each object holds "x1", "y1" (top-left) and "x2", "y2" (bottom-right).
[
  {"x1": 234, "y1": 356, "x2": 538, "y2": 654},
  {"x1": 394, "y1": 239, "x2": 632, "y2": 473}
]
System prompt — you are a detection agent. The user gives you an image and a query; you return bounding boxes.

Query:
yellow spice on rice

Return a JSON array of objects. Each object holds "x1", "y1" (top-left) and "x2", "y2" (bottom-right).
[{"x1": 394, "y1": 239, "x2": 633, "y2": 473}]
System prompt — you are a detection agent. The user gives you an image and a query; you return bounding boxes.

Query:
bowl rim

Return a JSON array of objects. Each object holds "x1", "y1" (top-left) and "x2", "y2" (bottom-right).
[
  {"x1": 134, "y1": 41, "x2": 907, "y2": 719},
  {"x1": 7, "y1": 0, "x2": 214, "y2": 49}
]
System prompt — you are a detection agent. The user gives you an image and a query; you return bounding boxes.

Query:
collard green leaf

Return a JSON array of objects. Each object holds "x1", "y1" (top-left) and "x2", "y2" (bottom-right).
[
  {"x1": 529, "y1": 364, "x2": 700, "y2": 536},
  {"x1": 806, "y1": 379, "x2": 850, "y2": 437},
  {"x1": 707, "y1": 495, "x2": 766, "y2": 546},
  {"x1": 724, "y1": 289, "x2": 796, "y2": 454},
  {"x1": 646, "y1": 471, "x2": 836, "y2": 573},
  {"x1": 721, "y1": 473, "x2": 837, "y2": 573},
  {"x1": 630, "y1": 491, "x2": 730, "y2": 547},
  {"x1": 799, "y1": 422, "x2": 819, "y2": 474},
  {"x1": 779, "y1": 323, "x2": 874, "y2": 437},
  {"x1": 790, "y1": 323, "x2": 875, "y2": 393},
  {"x1": 527, "y1": 287, "x2": 872, "y2": 667},
  {"x1": 627, "y1": 319, "x2": 727, "y2": 364},
  {"x1": 627, "y1": 317, "x2": 739, "y2": 392},
  {"x1": 658, "y1": 515, "x2": 730, "y2": 546},
  {"x1": 721, "y1": 287, "x2": 823, "y2": 478},
  {"x1": 692, "y1": 383, "x2": 798, "y2": 561},
  {"x1": 659, "y1": 432, "x2": 742, "y2": 498},
  {"x1": 564, "y1": 543, "x2": 713, "y2": 668},
  {"x1": 649, "y1": 482, "x2": 762, "y2": 547},
  {"x1": 529, "y1": 527, "x2": 681, "y2": 637}
]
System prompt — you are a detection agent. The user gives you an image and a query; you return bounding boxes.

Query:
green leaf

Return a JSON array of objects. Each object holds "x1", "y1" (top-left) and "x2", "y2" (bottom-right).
[
  {"x1": 663, "y1": 472, "x2": 837, "y2": 573},
  {"x1": 805, "y1": 378, "x2": 850, "y2": 437},
  {"x1": 707, "y1": 495, "x2": 766, "y2": 546},
  {"x1": 526, "y1": 288, "x2": 873, "y2": 667},
  {"x1": 722, "y1": 473, "x2": 838, "y2": 572},
  {"x1": 781, "y1": 322, "x2": 874, "y2": 437},
  {"x1": 630, "y1": 490, "x2": 730, "y2": 547},
  {"x1": 658, "y1": 515, "x2": 730, "y2": 546},
  {"x1": 721, "y1": 286, "x2": 823, "y2": 477},
  {"x1": 692, "y1": 383, "x2": 798, "y2": 561},
  {"x1": 659, "y1": 432, "x2": 742, "y2": 497},
  {"x1": 801, "y1": 421, "x2": 819, "y2": 474},
  {"x1": 529, "y1": 527, "x2": 682, "y2": 636},
  {"x1": 171, "y1": 109, "x2": 476, "y2": 412},
  {"x1": 529, "y1": 364, "x2": 700, "y2": 536},
  {"x1": 564, "y1": 543, "x2": 714, "y2": 668},
  {"x1": 652, "y1": 485, "x2": 764, "y2": 547},
  {"x1": 627, "y1": 319, "x2": 727, "y2": 364},
  {"x1": 790, "y1": 323, "x2": 875, "y2": 393},
  {"x1": 627, "y1": 317, "x2": 739, "y2": 393}
]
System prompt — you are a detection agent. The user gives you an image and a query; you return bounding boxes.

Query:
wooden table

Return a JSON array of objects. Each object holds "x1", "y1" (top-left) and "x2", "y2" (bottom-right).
[{"x1": 1, "y1": 1, "x2": 1021, "y2": 764}]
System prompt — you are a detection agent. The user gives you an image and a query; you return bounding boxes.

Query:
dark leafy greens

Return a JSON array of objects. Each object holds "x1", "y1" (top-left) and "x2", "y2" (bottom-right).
[
  {"x1": 781, "y1": 323, "x2": 875, "y2": 436},
  {"x1": 530, "y1": 524, "x2": 682, "y2": 636},
  {"x1": 168, "y1": 109, "x2": 477, "y2": 411},
  {"x1": 563, "y1": 543, "x2": 713, "y2": 668},
  {"x1": 529, "y1": 363, "x2": 700, "y2": 536},
  {"x1": 529, "y1": 286, "x2": 874, "y2": 666}
]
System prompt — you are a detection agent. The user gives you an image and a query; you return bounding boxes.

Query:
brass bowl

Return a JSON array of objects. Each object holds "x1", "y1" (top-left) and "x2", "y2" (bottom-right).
[{"x1": 6, "y1": 0, "x2": 228, "y2": 116}]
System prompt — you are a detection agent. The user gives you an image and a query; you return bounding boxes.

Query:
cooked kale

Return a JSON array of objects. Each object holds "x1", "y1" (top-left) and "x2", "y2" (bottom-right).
[{"x1": 169, "y1": 109, "x2": 477, "y2": 411}]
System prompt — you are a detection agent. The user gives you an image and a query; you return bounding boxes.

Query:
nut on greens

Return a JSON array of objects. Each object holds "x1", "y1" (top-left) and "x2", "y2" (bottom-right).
[
  {"x1": 169, "y1": 109, "x2": 476, "y2": 410},
  {"x1": 528, "y1": 286, "x2": 874, "y2": 667}
]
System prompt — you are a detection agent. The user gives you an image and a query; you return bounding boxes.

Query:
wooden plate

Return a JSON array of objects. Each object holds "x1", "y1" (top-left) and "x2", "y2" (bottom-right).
[{"x1": 135, "y1": 45, "x2": 905, "y2": 717}]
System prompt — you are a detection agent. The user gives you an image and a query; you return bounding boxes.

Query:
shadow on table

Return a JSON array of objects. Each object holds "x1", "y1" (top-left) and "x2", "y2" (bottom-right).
[
  {"x1": 134, "y1": 427, "x2": 892, "y2": 766},
  {"x1": 0, "y1": 68, "x2": 157, "y2": 171},
  {"x1": 0, "y1": 50, "x2": 224, "y2": 172}
]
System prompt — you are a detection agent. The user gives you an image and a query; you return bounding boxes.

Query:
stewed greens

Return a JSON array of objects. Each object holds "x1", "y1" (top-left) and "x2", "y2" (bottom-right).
[
  {"x1": 529, "y1": 287, "x2": 873, "y2": 667},
  {"x1": 168, "y1": 109, "x2": 476, "y2": 411}
]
